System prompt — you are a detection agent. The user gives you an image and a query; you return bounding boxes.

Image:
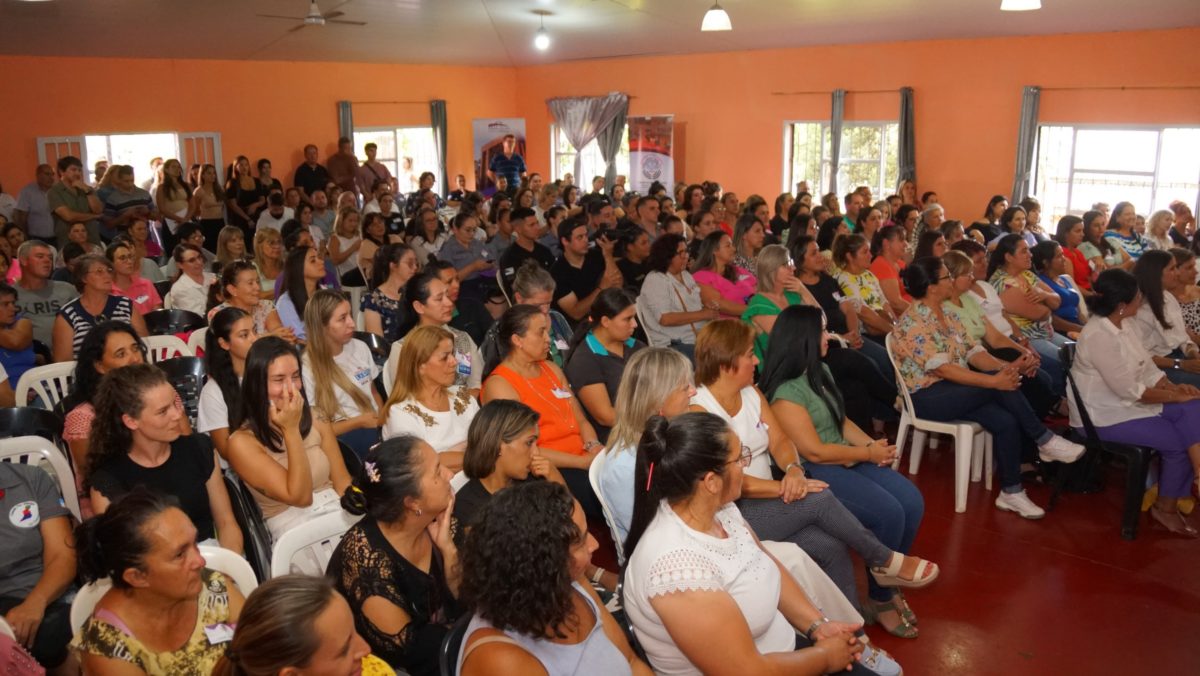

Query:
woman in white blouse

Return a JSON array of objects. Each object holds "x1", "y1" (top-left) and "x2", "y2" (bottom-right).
[
  {"x1": 165, "y1": 242, "x2": 216, "y2": 316},
  {"x1": 1071, "y1": 269, "x2": 1200, "y2": 536},
  {"x1": 636, "y1": 233, "x2": 719, "y2": 362},
  {"x1": 623, "y1": 412, "x2": 865, "y2": 675},
  {"x1": 380, "y1": 325, "x2": 478, "y2": 472},
  {"x1": 1128, "y1": 250, "x2": 1200, "y2": 388}
]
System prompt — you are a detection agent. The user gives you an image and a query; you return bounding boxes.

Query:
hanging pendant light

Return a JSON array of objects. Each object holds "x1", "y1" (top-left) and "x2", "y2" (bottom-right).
[
  {"x1": 533, "y1": 11, "x2": 551, "y2": 51},
  {"x1": 701, "y1": 2, "x2": 732, "y2": 32}
]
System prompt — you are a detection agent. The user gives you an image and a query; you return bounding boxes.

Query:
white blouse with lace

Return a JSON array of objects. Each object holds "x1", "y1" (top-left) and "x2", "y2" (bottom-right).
[{"x1": 623, "y1": 500, "x2": 794, "y2": 675}]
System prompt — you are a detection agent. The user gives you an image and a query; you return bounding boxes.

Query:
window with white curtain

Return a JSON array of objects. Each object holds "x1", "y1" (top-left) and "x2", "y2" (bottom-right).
[{"x1": 549, "y1": 124, "x2": 630, "y2": 184}]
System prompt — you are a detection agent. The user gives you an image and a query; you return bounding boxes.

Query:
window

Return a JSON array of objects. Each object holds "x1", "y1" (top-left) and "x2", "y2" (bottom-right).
[
  {"x1": 550, "y1": 125, "x2": 630, "y2": 185},
  {"x1": 352, "y1": 127, "x2": 438, "y2": 193},
  {"x1": 85, "y1": 133, "x2": 181, "y2": 184},
  {"x1": 1033, "y1": 125, "x2": 1200, "y2": 223},
  {"x1": 785, "y1": 121, "x2": 899, "y2": 200}
]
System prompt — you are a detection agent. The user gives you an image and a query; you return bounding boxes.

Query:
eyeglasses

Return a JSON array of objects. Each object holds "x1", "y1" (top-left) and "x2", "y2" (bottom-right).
[{"x1": 726, "y1": 445, "x2": 753, "y2": 468}]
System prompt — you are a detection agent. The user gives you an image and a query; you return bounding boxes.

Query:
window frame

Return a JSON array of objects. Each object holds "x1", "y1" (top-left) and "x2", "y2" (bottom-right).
[
  {"x1": 352, "y1": 125, "x2": 439, "y2": 194},
  {"x1": 783, "y1": 119, "x2": 900, "y2": 200},
  {"x1": 548, "y1": 124, "x2": 631, "y2": 184}
]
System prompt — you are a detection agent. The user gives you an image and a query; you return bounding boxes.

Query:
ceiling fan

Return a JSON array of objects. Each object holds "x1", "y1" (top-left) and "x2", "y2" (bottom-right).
[{"x1": 257, "y1": 0, "x2": 367, "y2": 32}]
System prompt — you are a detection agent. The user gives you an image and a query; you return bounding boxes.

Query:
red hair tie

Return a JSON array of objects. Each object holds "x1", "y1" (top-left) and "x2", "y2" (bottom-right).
[{"x1": 645, "y1": 461, "x2": 655, "y2": 492}]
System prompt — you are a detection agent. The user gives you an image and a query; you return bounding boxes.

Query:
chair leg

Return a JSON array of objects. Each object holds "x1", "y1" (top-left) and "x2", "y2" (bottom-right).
[
  {"x1": 984, "y1": 433, "x2": 993, "y2": 490},
  {"x1": 929, "y1": 435, "x2": 940, "y2": 450},
  {"x1": 892, "y1": 416, "x2": 910, "y2": 472},
  {"x1": 909, "y1": 430, "x2": 926, "y2": 475},
  {"x1": 970, "y1": 432, "x2": 984, "y2": 483},
  {"x1": 954, "y1": 428, "x2": 973, "y2": 513},
  {"x1": 1122, "y1": 451, "x2": 1154, "y2": 541}
]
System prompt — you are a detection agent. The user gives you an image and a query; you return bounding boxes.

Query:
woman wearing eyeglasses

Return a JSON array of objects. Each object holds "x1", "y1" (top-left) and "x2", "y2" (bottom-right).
[
  {"x1": 53, "y1": 253, "x2": 148, "y2": 362},
  {"x1": 636, "y1": 233, "x2": 718, "y2": 363},
  {"x1": 107, "y1": 239, "x2": 162, "y2": 315},
  {"x1": 164, "y1": 242, "x2": 217, "y2": 316}
]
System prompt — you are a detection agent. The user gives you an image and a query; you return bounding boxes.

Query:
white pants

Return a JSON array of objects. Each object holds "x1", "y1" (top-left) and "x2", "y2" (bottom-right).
[{"x1": 762, "y1": 540, "x2": 864, "y2": 625}]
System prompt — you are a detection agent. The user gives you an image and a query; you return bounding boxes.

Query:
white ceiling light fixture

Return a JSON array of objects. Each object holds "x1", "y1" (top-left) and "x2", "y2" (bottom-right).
[
  {"x1": 701, "y1": 1, "x2": 732, "y2": 32},
  {"x1": 533, "y1": 10, "x2": 551, "y2": 51},
  {"x1": 1000, "y1": 0, "x2": 1042, "y2": 11}
]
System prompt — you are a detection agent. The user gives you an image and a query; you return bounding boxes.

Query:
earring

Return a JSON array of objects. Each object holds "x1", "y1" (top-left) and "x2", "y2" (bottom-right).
[{"x1": 415, "y1": 508, "x2": 423, "y2": 517}]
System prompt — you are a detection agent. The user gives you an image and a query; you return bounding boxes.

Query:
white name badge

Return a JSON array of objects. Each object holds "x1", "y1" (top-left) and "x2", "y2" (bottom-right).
[
  {"x1": 204, "y1": 623, "x2": 235, "y2": 645},
  {"x1": 554, "y1": 338, "x2": 569, "y2": 351},
  {"x1": 551, "y1": 387, "x2": 573, "y2": 399}
]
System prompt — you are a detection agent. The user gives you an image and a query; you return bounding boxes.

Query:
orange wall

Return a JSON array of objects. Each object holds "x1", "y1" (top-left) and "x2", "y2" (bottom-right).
[{"x1": 2, "y1": 27, "x2": 1198, "y2": 222}]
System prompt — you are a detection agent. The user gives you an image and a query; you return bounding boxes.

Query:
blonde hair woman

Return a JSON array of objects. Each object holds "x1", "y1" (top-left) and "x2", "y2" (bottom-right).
[
  {"x1": 328, "y1": 206, "x2": 363, "y2": 286},
  {"x1": 1144, "y1": 209, "x2": 1175, "y2": 252},
  {"x1": 301, "y1": 289, "x2": 383, "y2": 458},
  {"x1": 253, "y1": 227, "x2": 284, "y2": 299},
  {"x1": 215, "y1": 225, "x2": 248, "y2": 272},
  {"x1": 380, "y1": 325, "x2": 479, "y2": 472}
]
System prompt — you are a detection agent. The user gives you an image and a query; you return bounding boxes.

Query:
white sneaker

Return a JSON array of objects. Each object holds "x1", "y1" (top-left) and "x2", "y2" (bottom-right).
[
  {"x1": 1038, "y1": 434, "x2": 1086, "y2": 464},
  {"x1": 995, "y1": 490, "x2": 1046, "y2": 519}
]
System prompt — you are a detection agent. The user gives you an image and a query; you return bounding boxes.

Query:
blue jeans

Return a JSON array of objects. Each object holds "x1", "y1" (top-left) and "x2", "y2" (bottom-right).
[
  {"x1": 1030, "y1": 333, "x2": 1071, "y2": 395},
  {"x1": 803, "y1": 462, "x2": 924, "y2": 602},
  {"x1": 910, "y1": 380, "x2": 1053, "y2": 491}
]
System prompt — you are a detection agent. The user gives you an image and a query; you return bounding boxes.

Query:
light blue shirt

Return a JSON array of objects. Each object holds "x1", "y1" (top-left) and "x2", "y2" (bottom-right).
[
  {"x1": 598, "y1": 443, "x2": 636, "y2": 547},
  {"x1": 276, "y1": 292, "x2": 306, "y2": 341}
]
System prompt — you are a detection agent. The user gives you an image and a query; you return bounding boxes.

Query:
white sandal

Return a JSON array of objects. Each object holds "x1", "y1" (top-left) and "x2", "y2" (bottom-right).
[{"x1": 870, "y1": 554, "x2": 939, "y2": 589}]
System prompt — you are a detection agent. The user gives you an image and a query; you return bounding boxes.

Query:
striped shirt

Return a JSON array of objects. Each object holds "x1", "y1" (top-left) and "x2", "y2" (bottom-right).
[
  {"x1": 487, "y1": 152, "x2": 526, "y2": 185},
  {"x1": 59, "y1": 295, "x2": 135, "y2": 359}
]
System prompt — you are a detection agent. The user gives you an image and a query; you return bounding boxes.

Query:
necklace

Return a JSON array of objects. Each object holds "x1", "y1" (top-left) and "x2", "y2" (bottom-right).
[{"x1": 513, "y1": 361, "x2": 577, "y2": 434}]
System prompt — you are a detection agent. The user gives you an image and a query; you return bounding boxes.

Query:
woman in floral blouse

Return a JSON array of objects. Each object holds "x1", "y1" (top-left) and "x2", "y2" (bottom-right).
[
  {"x1": 833, "y1": 233, "x2": 895, "y2": 339},
  {"x1": 892, "y1": 256, "x2": 1085, "y2": 520}
]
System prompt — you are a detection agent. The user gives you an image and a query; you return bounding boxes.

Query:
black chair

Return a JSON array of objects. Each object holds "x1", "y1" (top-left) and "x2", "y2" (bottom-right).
[
  {"x1": 0, "y1": 406, "x2": 64, "y2": 442},
  {"x1": 223, "y1": 471, "x2": 272, "y2": 582},
  {"x1": 338, "y1": 440, "x2": 364, "y2": 482},
  {"x1": 31, "y1": 340, "x2": 52, "y2": 365},
  {"x1": 156, "y1": 357, "x2": 206, "y2": 430},
  {"x1": 438, "y1": 612, "x2": 474, "y2": 676},
  {"x1": 153, "y1": 279, "x2": 173, "y2": 300},
  {"x1": 144, "y1": 308, "x2": 207, "y2": 336},
  {"x1": 616, "y1": 570, "x2": 649, "y2": 663},
  {"x1": 1051, "y1": 343, "x2": 1157, "y2": 540},
  {"x1": 353, "y1": 331, "x2": 389, "y2": 368}
]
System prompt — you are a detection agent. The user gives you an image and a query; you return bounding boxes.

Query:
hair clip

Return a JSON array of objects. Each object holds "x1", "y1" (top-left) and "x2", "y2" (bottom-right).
[
  {"x1": 364, "y1": 461, "x2": 381, "y2": 484},
  {"x1": 645, "y1": 461, "x2": 655, "y2": 492}
]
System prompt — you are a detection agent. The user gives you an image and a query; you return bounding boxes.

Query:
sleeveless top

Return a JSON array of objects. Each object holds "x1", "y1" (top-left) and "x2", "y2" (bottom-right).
[
  {"x1": 691, "y1": 385, "x2": 772, "y2": 480},
  {"x1": 59, "y1": 295, "x2": 136, "y2": 359},
  {"x1": 244, "y1": 427, "x2": 333, "y2": 519},
  {"x1": 487, "y1": 362, "x2": 585, "y2": 455},
  {"x1": 456, "y1": 582, "x2": 631, "y2": 676},
  {"x1": 73, "y1": 569, "x2": 234, "y2": 676}
]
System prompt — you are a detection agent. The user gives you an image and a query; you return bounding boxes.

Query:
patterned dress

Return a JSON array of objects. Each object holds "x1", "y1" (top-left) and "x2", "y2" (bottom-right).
[
  {"x1": 891, "y1": 301, "x2": 987, "y2": 393},
  {"x1": 989, "y1": 269, "x2": 1052, "y2": 340}
]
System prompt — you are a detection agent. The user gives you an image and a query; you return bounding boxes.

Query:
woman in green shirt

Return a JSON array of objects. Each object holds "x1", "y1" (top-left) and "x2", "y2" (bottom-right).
[
  {"x1": 742, "y1": 244, "x2": 819, "y2": 362},
  {"x1": 761, "y1": 305, "x2": 933, "y2": 639}
]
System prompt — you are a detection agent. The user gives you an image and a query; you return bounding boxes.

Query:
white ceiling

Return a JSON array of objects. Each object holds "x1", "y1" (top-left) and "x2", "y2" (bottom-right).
[{"x1": 1, "y1": 0, "x2": 1197, "y2": 66}]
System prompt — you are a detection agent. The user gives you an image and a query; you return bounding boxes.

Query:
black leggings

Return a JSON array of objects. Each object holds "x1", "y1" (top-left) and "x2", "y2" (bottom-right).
[{"x1": 824, "y1": 343, "x2": 896, "y2": 431}]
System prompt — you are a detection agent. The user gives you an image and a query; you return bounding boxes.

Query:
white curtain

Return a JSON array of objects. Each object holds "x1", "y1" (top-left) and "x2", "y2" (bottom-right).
[{"x1": 547, "y1": 92, "x2": 629, "y2": 183}]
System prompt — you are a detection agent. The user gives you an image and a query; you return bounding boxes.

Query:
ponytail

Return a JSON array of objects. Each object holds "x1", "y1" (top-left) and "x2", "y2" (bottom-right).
[
  {"x1": 623, "y1": 412, "x2": 731, "y2": 557},
  {"x1": 75, "y1": 487, "x2": 177, "y2": 588}
]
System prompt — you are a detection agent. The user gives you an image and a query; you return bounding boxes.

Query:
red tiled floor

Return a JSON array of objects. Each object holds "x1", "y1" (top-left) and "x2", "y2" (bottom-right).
[{"x1": 592, "y1": 441, "x2": 1199, "y2": 674}]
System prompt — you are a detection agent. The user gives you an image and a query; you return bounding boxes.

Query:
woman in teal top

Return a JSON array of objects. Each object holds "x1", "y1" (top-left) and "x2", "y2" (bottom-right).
[
  {"x1": 741, "y1": 244, "x2": 819, "y2": 362},
  {"x1": 760, "y1": 304, "x2": 933, "y2": 639}
]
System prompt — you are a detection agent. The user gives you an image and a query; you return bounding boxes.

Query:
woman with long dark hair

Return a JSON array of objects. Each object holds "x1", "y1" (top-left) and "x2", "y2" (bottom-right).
[
  {"x1": 457, "y1": 480, "x2": 648, "y2": 675},
  {"x1": 386, "y1": 270, "x2": 483, "y2": 391},
  {"x1": 1054, "y1": 214, "x2": 1094, "y2": 292},
  {"x1": 868, "y1": 225, "x2": 910, "y2": 315},
  {"x1": 622, "y1": 413, "x2": 865, "y2": 675},
  {"x1": 198, "y1": 307, "x2": 258, "y2": 459},
  {"x1": 563, "y1": 288, "x2": 646, "y2": 443},
  {"x1": 732, "y1": 211, "x2": 767, "y2": 271},
  {"x1": 892, "y1": 257, "x2": 1084, "y2": 520},
  {"x1": 85, "y1": 364, "x2": 242, "y2": 551},
  {"x1": 208, "y1": 260, "x2": 292, "y2": 341},
  {"x1": 1104, "y1": 201, "x2": 1147, "y2": 262},
  {"x1": 637, "y1": 233, "x2": 716, "y2": 361},
  {"x1": 226, "y1": 336, "x2": 352, "y2": 540},
  {"x1": 1129, "y1": 249, "x2": 1200, "y2": 386},
  {"x1": 363, "y1": 243, "x2": 419, "y2": 343},
  {"x1": 969, "y1": 194, "x2": 1008, "y2": 243},
  {"x1": 192, "y1": 163, "x2": 227, "y2": 250},
  {"x1": 1080, "y1": 209, "x2": 1130, "y2": 272},
  {"x1": 988, "y1": 233, "x2": 1070, "y2": 392},
  {"x1": 327, "y1": 435, "x2": 462, "y2": 676},
  {"x1": 275, "y1": 245, "x2": 327, "y2": 340},
  {"x1": 1031, "y1": 240, "x2": 1085, "y2": 337}
]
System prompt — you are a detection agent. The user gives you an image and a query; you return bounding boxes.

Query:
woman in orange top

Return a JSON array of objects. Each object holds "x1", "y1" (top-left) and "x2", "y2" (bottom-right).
[{"x1": 482, "y1": 304, "x2": 604, "y2": 517}]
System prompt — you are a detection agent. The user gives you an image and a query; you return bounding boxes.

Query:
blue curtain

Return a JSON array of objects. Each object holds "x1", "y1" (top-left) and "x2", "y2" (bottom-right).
[
  {"x1": 430, "y1": 99, "x2": 448, "y2": 198},
  {"x1": 337, "y1": 101, "x2": 354, "y2": 142},
  {"x1": 1011, "y1": 86, "x2": 1041, "y2": 203},
  {"x1": 898, "y1": 87, "x2": 916, "y2": 187},
  {"x1": 829, "y1": 89, "x2": 846, "y2": 195}
]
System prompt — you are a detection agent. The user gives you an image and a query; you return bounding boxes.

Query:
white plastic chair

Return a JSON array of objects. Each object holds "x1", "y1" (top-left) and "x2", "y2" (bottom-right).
[
  {"x1": 187, "y1": 326, "x2": 208, "y2": 356},
  {"x1": 382, "y1": 341, "x2": 404, "y2": 396},
  {"x1": 144, "y1": 334, "x2": 192, "y2": 362},
  {"x1": 345, "y1": 286, "x2": 367, "y2": 331},
  {"x1": 450, "y1": 470, "x2": 469, "y2": 493},
  {"x1": 0, "y1": 435, "x2": 82, "y2": 522},
  {"x1": 270, "y1": 510, "x2": 362, "y2": 578},
  {"x1": 634, "y1": 302, "x2": 663, "y2": 347},
  {"x1": 0, "y1": 616, "x2": 13, "y2": 640},
  {"x1": 14, "y1": 361, "x2": 76, "y2": 409},
  {"x1": 885, "y1": 334, "x2": 993, "y2": 513},
  {"x1": 588, "y1": 448, "x2": 625, "y2": 564},
  {"x1": 70, "y1": 545, "x2": 258, "y2": 636}
]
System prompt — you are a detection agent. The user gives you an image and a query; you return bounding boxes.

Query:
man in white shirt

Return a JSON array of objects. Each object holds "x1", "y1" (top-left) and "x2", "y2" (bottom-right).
[{"x1": 256, "y1": 193, "x2": 294, "y2": 232}]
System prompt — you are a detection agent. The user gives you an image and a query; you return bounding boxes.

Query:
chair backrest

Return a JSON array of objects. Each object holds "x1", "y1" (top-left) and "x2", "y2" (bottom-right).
[
  {"x1": 884, "y1": 333, "x2": 917, "y2": 417},
  {"x1": 187, "y1": 326, "x2": 208, "y2": 356},
  {"x1": 223, "y1": 472, "x2": 272, "y2": 582},
  {"x1": 0, "y1": 616, "x2": 13, "y2": 640},
  {"x1": 353, "y1": 331, "x2": 389, "y2": 367},
  {"x1": 1059, "y1": 342, "x2": 1102, "y2": 443},
  {"x1": 438, "y1": 612, "x2": 474, "y2": 676},
  {"x1": 70, "y1": 545, "x2": 258, "y2": 636},
  {"x1": 0, "y1": 407, "x2": 65, "y2": 444},
  {"x1": 156, "y1": 357, "x2": 207, "y2": 429},
  {"x1": 0, "y1": 435, "x2": 81, "y2": 521},
  {"x1": 144, "y1": 334, "x2": 192, "y2": 362},
  {"x1": 634, "y1": 302, "x2": 661, "y2": 347},
  {"x1": 588, "y1": 448, "x2": 625, "y2": 565},
  {"x1": 345, "y1": 286, "x2": 367, "y2": 329},
  {"x1": 153, "y1": 279, "x2": 173, "y2": 301},
  {"x1": 143, "y1": 308, "x2": 207, "y2": 336},
  {"x1": 270, "y1": 510, "x2": 361, "y2": 578},
  {"x1": 14, "y1": 361, "x2": 76, "y2": 409},
  {"x1": 450, "y1": 470, "x2": 469, "y2": 493},
  {"x1": 382, "y1": 340, "x2": 403, "y2": 396},
  {"x1": 495, "y1": 270, "x2": 513, "y2": 307}
]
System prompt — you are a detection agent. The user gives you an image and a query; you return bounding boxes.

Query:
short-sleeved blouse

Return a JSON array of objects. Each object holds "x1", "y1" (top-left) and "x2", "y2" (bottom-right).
[
  {"x1": 742, "y1": 291, "x2": 804, "y2": 362},
  {"x1": 692, "y1": 267, "x2": 756, "y2": 316},
  {"x1": 381, "y1": 386, "x2": 479, "y2": 452},
  {"x1": 563, "y1": 333, "x2": 645, "y2": 443},
  {"x1": 770, "y1": 365, "x2": 847, "y2": 447},
  {"x1": 1062, "y1": 246, "x2": 1092, "y2": 290},
  {"x1": 73, "y1": 568, "x2": 234, "y2": 676},
  {"x1": 835, "y1": 267, "x2": 888, "y2": 314},
  {"x1": 1103, "y1": 231, "x2": 1146, "y2": 261},
  {"x1": 942, "y1": 293, "x2": 988, "y2": 343},
  {"x1": 1038, "y1": 272, "x2": 1081, "y2": 324},
  {"x1": 892, "y1": 301, "x2": 986, "y2": 393},
  {"x1": 208, "y1": 300, "x2": 276, "y2": 335},
  {"x1": 637, "y1": 270, "x2": 707, "y2": 346},
  {"x1": 869, "y1": 256, "x2": 912, "y2": 301},
  {"x1": 362, "y1": 288, "x2": 406, "y2": 343},
  {"x1": 989, "y1": 269, "x2": 1052, "y2": 339}
]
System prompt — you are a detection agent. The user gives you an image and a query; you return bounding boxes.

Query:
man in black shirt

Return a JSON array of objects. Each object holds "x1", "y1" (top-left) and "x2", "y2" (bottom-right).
[
  {"x1": 616, "y1": 227, "x2": 651, "y2": 296},
  {"x1": 498, "y1": 206, "x2": 555, "y2": 291},
  {"x1": 292, "y1": 143, "x2": 331, "y2": 206},
  {"x1": 551, "y1": 220, "x2": 622, "y2": 322},
  {"x1": 586, "y1": 198, "x2": 616, "y2": 236}
]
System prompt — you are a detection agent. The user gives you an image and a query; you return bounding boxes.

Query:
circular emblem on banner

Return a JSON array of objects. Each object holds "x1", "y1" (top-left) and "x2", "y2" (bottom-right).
[{"x1": 641, "y1": 156, "x2": 663, "y2": 180}]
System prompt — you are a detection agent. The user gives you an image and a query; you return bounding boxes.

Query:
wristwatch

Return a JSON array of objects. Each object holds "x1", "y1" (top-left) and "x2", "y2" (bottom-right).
[
  {"x1": 805, "y1": 617, "x2": 831, "y2": 639},
  {"x1": 1174, "y1": 358, "x2": 1183, "y2": 370}
]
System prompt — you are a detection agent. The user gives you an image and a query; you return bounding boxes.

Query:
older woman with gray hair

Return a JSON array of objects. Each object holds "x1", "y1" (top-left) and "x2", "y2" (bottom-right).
[{"x1": 908, "y1": 203, "x2": 946, "y2": 253}]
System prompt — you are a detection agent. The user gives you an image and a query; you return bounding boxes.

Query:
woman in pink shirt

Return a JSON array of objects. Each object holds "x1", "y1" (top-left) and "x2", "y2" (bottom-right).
[
  {"x1": 691, "y1": 231, "x2": 757, "y2": 318},
  {"x1": 107, "y1": 239, "x2": 162, "y2": 315}
]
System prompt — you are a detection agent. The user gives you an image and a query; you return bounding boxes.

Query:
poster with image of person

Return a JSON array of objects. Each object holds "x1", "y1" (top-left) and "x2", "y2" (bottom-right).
[
  {"x1": 473, "y1": 118, "x2": 527, "y2": 198},
  {"x1": 628, "y1": 115, "x2": 674, "y2": 195}
]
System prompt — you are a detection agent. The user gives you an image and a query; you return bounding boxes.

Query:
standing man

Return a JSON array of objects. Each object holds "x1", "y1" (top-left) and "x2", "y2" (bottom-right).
[
  {"x1": 13, "y1": 241, "x2": 76, "y2": 349},
  {"x1": 357, "y1": 142, "x2": 396, "y2": 196},
  {"x1": 47, "y1": 156, "x2": 102, "y2": 247},
  {"x1": 487, "y1": 134, "x2": 526, "y2": 197},
  {"x1": 14, "y1": 165, "x2": 56, "y2": 244},
  {"x1": 326, "y1": 137, "x2": 360, "y2": 195},
  {"x1": 100, "y1": 166, "x2": 157, "y2": 241},
  {"x1": 292, "y1": 143, "x2": 331, "y2": 206},
  {"x1": 140, "y1": 157, "x2": 163, "y2": 192}
]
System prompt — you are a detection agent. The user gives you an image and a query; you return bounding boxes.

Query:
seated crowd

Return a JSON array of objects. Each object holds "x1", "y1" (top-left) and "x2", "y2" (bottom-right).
[{"x1": 3, "y1": 142, "x2": 1200, "y2": 676}]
